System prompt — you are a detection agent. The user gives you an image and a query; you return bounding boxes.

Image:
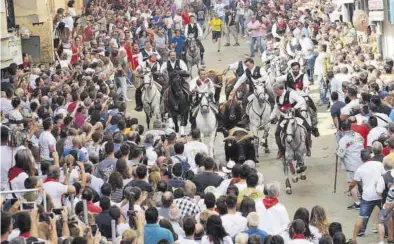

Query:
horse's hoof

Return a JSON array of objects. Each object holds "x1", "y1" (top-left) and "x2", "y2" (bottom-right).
[
  {"x1": 286, "y1": 188, "x2": 292, "y2": 194},
  {"x1": 264, "y1": 148, "x2": 270, "y2": 154},
  {"x1": 296, "y1": 165, "x2": 307, "y2": 174},
  {"x1": 292, "y1": 177, "x2": 299, "y2": 183},
  {"x1": 300, "y1": 175, "x2": 307, "y2": 180}
]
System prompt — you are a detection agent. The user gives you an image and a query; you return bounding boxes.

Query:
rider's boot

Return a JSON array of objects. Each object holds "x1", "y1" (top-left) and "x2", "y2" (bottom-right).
[
  {"x1": 200, "y1": 53, "x2": 205, "y2": 65},
  {"x1": 134, "y1": 86, "x2": 143, "y2": 112},
  {"x1": 190, "y1": 115, "x2": 197, "y2": 130},
  {"x1": 306, "y1": 132, "x2": 312, "y2": 157},
  {"x1": 275, "y1": 128, "x2": 284, "y2": 159},
  {"x1": 285, "y1": 178, "x2": 292, "y2": 194}
]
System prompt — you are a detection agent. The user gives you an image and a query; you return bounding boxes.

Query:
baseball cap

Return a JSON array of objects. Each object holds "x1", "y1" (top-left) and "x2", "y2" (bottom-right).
[{"x1": 222, "y1": 160, "x2": 236, "y2": 173}]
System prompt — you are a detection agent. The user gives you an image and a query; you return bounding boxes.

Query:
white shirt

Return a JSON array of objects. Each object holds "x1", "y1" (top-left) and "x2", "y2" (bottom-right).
[
  {"x1": 373, "y1": 112, "x2": 391, "y2": 128},
  {"x1": 43, "y1": 181, "x2": 69, "y2": 207},
  {"x1": 178, "y1": 238, "x2": 199, "y2": 244},
  {"x1": 39, "y1": 130, "x2": 57, "y2": 161},
  {"x1": 233, "y1": 66, "x2": 268, "y2": 90},
  {"x1": 137, "y1": 50, "x2": 162, "y2": 65},
  {"x1": 189, "y1": 76, "x2": 216, "y2": 95},
  {"x1": 9, "y1": 172, "x2": 28, "y2": 198},
  {"x1": 340, "y1": 99, "x2": 360, "y2": 116},
  {"x1": 0, "y1": 98, "x2": 13, "y2": 115},
  {"x1": 234, "y1": 182, "x2": 247, "y2": 192},
  {"x1": 215, "y1": 3, "x2": 225, "y2": 17},
  {"x1": 354, "y1": 160, "x2": 386, "y2": 201},
  {"x1": 221, "y1": 212, "x2": 247, "y2": 238},
  {"x1": 1, "y1": 145, "x2": 14, "y2": 191},
  {"x1": 314, "y1": 52, "x2": 329, "y2": 75},
  {"x1": 201, "y1": 235, "x2": 233, "y2": 244},
  {"x1": 146, "y1": 146, "x2": 158, "y2": 166},
  {"x1": 367, "y1": 127, "x2": 387, "y2": 147},
  {"x1": 160, "y1": 59, "x2": 188, "y2": 74},
  {"x1": 256, "y1": 200, "x2": 290, "y2": 235},
  {"x1": 276, "y1": 72, "x2": 310, "y2": 93},
  {"x1": 299, "y1": 37, "x2": 314, "y2": 58},
  {"x1": 330, "y1": 77, "x2": 345, "y2": 102},
  {"x1": 272, "y1": 23, "x2": 290, "y2": 39},
  {"x1": 184, "y1": 23, "x2": 203, "y2": 38},
  {"x1": 184, "y1": 140, "x2": 209, "y2": 171},
  {"x1": 270, "y1": 90, "x2": 307, "y2": 120},
  {"x1": 228, "y1": 61, "x2": 246, "y2": 73}
]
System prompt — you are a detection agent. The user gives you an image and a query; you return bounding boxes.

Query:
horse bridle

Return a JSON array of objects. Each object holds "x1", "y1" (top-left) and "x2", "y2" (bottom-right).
[{"x1": 199, "y1": 93, "x2": 210, "y2": 113}]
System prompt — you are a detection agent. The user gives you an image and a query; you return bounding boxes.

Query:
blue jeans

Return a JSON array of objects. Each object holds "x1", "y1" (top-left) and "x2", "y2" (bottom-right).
[
  {"x1": 166, "y1": 29, "x2": 173, "y2": 43},
  {"x1": 238, "y1": 16, "x2": 245, "y2": 35},
  {"x1": 306, "y1": 55, "x2": 317, "y2": 83},
  {"x1": 315, "y1": 74, "x2": 327, "y2": 104},
  {"x1": 359, "y1": 199, "x2": 382, "y2": 233},
  {"x1": 249, "y1": 36, "x2": 264, "y2": 57}
]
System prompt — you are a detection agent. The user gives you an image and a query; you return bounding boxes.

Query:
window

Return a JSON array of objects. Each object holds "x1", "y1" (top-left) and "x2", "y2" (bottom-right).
[{"x1": 389, "y1": 0, "x2": 394, "y2": 24}]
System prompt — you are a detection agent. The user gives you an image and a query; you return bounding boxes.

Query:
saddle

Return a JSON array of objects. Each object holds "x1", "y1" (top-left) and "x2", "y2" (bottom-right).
[{"x1": 225, "y1": 127, "x2": 254, "y2": 143}]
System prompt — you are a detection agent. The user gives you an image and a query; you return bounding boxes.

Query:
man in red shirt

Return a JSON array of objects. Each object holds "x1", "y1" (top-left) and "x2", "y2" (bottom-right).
[{"x1": 349, "y1": 117, "x2": 370, "y2": 148}]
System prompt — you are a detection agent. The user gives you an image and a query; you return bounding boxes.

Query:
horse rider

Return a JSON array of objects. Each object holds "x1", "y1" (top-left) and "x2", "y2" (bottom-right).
[
  {"x1": 285, "y1": 32, "x2": 302, "y2": 60},
  {"x1": 189, "y1": 68, "x2": 216, "y2": 129},
  {"x1": 276, "y1": 61, "x2": 319, "y2": 137},
  {"x1": 184, "y1": 15, "x2": 205, "y2": 65},
  {"x1": 272, "y1": 15, "x2": 290, "y2": 42},
  {"x1": 138, "y1": 42, "x2": 162, "y2": 65},
  {"x1": 135, "y1": 52, "x2": 162, "y2": 111},
  {"x1": 270, "y1": 82, "x2": 312, "y2": 159},
  {"x1": 229, "y1": 58, "x2": 273, "y2": 128},
  {"x1": 160, "y1": 50, "x2": 188, "y2": 75},
  {"x1": 225, "y1": 56, "x2": 249, "y2": 78}
]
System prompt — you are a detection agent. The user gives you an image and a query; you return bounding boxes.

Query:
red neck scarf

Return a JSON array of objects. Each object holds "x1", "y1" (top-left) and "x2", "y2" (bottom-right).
[
  {"x1": 197, "y1": 78, "x2": 209, "y2": 86},
  {"x1": 8, "y1": 167, "x2": 25, "y2": 182},
  {"x1": 44, "y1": 177, "x2": 59, "y2": 183},
  {"x1": 293, "y1": 234, "x2": 305, "y2": 239},
  {"x1": 263, "y1": 196, "x2": 279, "y2": 209},
  {"x1": 278, "y1": 21, "x2": 286, "y2": 29},
  {"x1": 20, "y1": 232, "x2": 30, "y2": 238}
]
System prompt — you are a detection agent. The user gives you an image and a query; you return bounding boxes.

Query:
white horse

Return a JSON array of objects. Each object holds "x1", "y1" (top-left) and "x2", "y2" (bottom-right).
[
  {"x1": 246, "y1": 83, "x2": 271, "y2": 157},
  {"x1": 185, "y1": 36, "x2": 201, "y2": 76},
  {"x1": 195, "y1": 92, "x2": 217, "y2": 157},
  {"x1": 280, "y1": 110, "x2": 308, "y2": 194},
  {"x1": 142, "y1": 70, "x2": 162, "y2": 129}
]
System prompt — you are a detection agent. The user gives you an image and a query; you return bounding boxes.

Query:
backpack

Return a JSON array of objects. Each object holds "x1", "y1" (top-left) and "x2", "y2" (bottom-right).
[
  {"x1": 174, "y1": 156, "x2": 191, "y2": 175},
  {"x1": 9, "y1": 127, "x2": 27, "y2": 148}
]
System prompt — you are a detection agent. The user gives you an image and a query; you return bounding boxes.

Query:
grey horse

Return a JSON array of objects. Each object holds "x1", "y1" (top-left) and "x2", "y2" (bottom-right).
[
  {"x1": 185, "y1": 36, "x2": 201, "y2": 76},
  {"x1": 281, "y1": 110, "x2": 308, "y2": 194}
]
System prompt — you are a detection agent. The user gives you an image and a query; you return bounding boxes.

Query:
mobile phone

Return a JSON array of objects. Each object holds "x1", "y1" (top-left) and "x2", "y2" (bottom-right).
[
  {"x1": 90, "y1": 224, "x2": 98, "y2": 236},
  {"x1": 32, "y1": 241, "x2": 45, "y2": 244},
  {"x1": 52, "y1": 208, "x2": 63, "y2": 215},
  {"x1": 21, "y1": 202, "x2": 36, "y2": 211},
  {"x1": 10, "y1": 198, "x2": 18, "y2": 206},
  {"x1": 39, "y1": 212, "x2": 54, "y2": 222}
]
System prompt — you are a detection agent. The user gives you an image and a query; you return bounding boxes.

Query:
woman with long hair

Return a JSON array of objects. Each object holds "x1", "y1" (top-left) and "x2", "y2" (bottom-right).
[
  {"x1": 201, "y1": 215, "x2": 232, "y2": 244},
  {"x1": 8, "y1": 149, "x2": 35, "y2": 197},
  {"x1": 159, "y1": 219, "x2": 178, "y2": 241},
  {"x1": 120, "y1": 186, "x2": 145, "y2": 221},
  {"x1": 310, "y1": 206, "x2": 329, "y2": 236},
  {"x1": 283, "y1": 207, "x2": 319, "y2": 244},
  {"x1": 116, "y1": 158, "x2": 132, "y2": 185},
  {"x1": 239, "y1": 197, "x2": 256, "y2": 218},
  {"x1": 109, "y1": 171, "x2": 124, "y2": 203}
]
